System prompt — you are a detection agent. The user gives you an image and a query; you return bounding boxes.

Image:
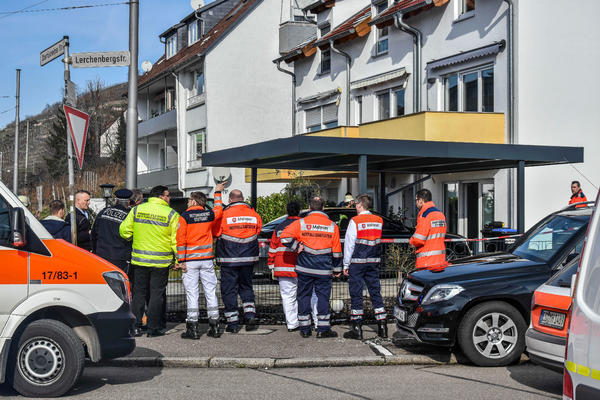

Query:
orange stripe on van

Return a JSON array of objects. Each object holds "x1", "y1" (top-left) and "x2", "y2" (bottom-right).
[
  {"x1": 0, "y1": 249, "x2": 28, "y2": 284},
  {"x1": 534, "y1": 291, "x2": 572, "y2": 311}
]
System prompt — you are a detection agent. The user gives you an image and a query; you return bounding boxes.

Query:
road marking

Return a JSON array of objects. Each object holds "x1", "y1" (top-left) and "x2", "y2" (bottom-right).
[{"x1": 366, "y1": 340, "x2": 393, "y2": 356}]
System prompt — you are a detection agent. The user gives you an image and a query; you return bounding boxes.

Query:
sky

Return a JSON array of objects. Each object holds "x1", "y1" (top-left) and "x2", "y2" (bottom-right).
[{"x1": 0, "y1": 0, "x2": 200, "y2": 128}]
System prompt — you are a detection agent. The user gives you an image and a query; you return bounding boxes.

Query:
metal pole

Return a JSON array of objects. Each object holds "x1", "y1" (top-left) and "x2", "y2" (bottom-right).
[
  {"x1": 0, "y1": 152, "x2": 3, "y2": 181},
  {"x1": 379, "y1": 172, "x2": 386, "y2": 213},
  {"x1": 358, "y1": 155, "x2": 367, "y2": 195},
  {"x1": 13, "y1": 69, "x2": 20, "y2": 193},
  {"x1": 517, "y1": 161, "x2": 525, "y2": 234},
  {"x1": 24, "y1": 120, "x2": 29, "y2": 185},
  {"x1": 126, "y1": 0, "x2": 139, "y2": 189},
  {"x1": 63, "y1": 36, "x2": 77, "y2": 246},
  {"x1": 251, "y1": 167, "x2": 257, "y2": 209}
]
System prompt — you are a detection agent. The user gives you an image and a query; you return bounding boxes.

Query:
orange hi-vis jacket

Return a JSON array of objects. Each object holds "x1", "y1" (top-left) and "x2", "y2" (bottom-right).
[
  {"x1": 280, "y1": 211, "x2": 343, "y2": 277},
  {"x1": 176, "y1": 191, "x2": 223, "y2": 262},
  {"x1": 349, "y1": 212, "x2": 383, "y2": 264},
  {"x1": 569, "y1": 189, "x2": 587, "y2": 207},
  {"x1": 214, "y1": 201, "x2": 262, "y2": 267},
  {"x1": 409, "y1": 201, "x2": 447, "y2": 270},
  {"x1": 267, "y1": 216, "x2": 300, "y2": 278}
]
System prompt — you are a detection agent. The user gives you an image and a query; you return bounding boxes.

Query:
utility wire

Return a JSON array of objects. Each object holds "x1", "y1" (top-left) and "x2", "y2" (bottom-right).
[
  {"x1": 0, "y1": 0, "x2": 48, "y2": 19},
  {"x1": 564, "y1": 157, "x2": 598, "y2": 190},
  {"x1": 0, "y1": 107, "x2": 16, "y2": 115},
  {"x1": 0, "y1": 1, "x2": 130, "y2": 16}
]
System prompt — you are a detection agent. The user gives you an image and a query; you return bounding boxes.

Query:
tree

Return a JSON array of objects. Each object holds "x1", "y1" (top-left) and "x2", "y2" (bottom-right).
[
  {"x1": 45, "y1": 107, "x2": 68, "y2": 179},
  {"x1": 110, "y1": 113, "x2": 127, "y2": 164}
]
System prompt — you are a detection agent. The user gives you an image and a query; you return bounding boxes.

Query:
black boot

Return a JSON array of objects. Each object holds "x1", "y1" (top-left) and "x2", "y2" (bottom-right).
[
  {"x1": 343, "y1": 321, "x2": 363, "y2": 340},
  {"x1": 245, "y1": 317, "x2": 258, "y2": 332},
  {"x1": 181, "y1": 322, "x2": 198, "y2": 339},
  {"x1": 207, "y1": 318, "x2": 221, "y2": 338},
  {"x1": 377, "y1": 321, "x2": 388, "y2": 339}
]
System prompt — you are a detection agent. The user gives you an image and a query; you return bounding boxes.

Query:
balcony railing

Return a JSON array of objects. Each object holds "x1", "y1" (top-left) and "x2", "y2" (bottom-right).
[{"x1": 138, "y1": 108, "x2": 177, "y2": 138}]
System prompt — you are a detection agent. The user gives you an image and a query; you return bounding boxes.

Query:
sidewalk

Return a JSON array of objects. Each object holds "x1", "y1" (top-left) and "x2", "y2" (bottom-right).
[{"x1": 93, "y1": 322, "x2": 464, "y2": 369}]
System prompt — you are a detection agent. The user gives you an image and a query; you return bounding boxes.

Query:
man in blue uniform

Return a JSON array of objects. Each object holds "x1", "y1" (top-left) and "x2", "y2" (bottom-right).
[{"x1": 91, "y1": 189, "x2": 133, "y2": 273}]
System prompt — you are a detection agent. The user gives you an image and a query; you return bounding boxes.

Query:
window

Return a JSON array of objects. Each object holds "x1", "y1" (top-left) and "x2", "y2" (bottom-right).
[
  {"x1": 189, "y1": 129, "x2": 206, "y2": 163},
  {"x1": 377, "y1": 92, "x2": 390, "y2": 120},
  {"x1": 319, "y1": 23, "x2": 331, "y2": 38},
  {"x1": 355, "y1": 96, "x2": 363, "y2": 125},
  {"x1": 195, "y1": 71, "x2": 204, "y2": 96},
  {"x1": 320, "y1": 49, "x2": 331, "y2": 74},
  {"x1": 166, "y1": 89, "x2": 176, "y2": 112},
  {"x1": 460, "y1": 0, "x2": 475, "y2": 14},
  {"x1": 166, "y1": 35, "x2": 177, "y2": 58},
  {"x1": 305, "y1": 103, "x2": 338, "y2": 132},
  {"x1": 444, "y1": 66, "x2": 494, "y2": 112},
  {"x1": 376, "y1": 87, "x2": 405, "y2": 121},
  {"x1": 0, "y1": 195, "x2": 10, "y2": 243},
  {"x1": 188, "y1": 20, "x2": 199, "y2": 45}
]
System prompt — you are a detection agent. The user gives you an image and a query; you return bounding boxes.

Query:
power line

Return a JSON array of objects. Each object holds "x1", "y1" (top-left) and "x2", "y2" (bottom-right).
[
  {"x1": 0, "y1": 1, "x2": 131, "y2": 16},
  {"x1": 0, "y1": 107, "x2": 15, "y2": 115},
  {"x1": 0, "y1": 0, "x2": 48, "y2": 20}
]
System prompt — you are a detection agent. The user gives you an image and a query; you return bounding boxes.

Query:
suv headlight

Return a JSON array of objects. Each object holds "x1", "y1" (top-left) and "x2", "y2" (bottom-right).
[
  {"x1": 420, "y1": 284, "x2": 464, "y2": 305},
  {"x1": 103, "y1": 271, "x2": 131, "y2": 304}
]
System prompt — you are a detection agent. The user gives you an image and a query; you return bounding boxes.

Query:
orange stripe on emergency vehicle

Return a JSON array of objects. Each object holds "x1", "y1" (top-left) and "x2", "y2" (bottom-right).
[{"x1": 0, "y1": 248, "x2": 28, "y2": 284}]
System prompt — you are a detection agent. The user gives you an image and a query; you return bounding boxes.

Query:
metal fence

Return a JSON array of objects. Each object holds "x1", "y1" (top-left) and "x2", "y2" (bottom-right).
[{"x1": 166, "y1": 241, "x2": 417, "y2": 324}]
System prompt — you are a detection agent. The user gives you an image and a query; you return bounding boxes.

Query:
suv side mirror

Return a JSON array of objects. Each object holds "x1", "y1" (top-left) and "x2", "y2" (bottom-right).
[{"x1": 10, "y1": 208, "x2": 27, "y2": 248}]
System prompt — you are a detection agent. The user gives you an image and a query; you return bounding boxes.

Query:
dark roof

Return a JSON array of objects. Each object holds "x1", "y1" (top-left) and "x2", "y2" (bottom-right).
[
  {"x1": 202, "y1": 135, "x2": 584, "y2": 174},
  {"x1": 315, "y1": 5, "x2": 371, "y2": 47},
  {"x1": 370, "y1": 0, "x2": 448, "y2": 26},
  {"x1": 303, "y1": 0, "x2": 336, "y2": 13},
  {"x1": 139, "y1": 0, "x2": 259, "y2": 87}
]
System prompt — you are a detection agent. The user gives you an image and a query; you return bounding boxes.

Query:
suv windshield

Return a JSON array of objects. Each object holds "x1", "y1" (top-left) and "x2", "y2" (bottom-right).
[{"x1": 512, "y1": 214, "x2": 589, "y2": 263}]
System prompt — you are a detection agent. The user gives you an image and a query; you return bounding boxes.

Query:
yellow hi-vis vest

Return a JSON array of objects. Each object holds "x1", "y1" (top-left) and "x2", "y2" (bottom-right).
[{"x1": 119, "y1": 197, "x2": 179, "y2": 268}]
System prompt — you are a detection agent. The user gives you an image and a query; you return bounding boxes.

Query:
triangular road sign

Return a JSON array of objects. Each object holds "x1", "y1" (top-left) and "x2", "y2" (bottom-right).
[{"x1": 63, "y1": 105, "x2": 89, "y2": 169}]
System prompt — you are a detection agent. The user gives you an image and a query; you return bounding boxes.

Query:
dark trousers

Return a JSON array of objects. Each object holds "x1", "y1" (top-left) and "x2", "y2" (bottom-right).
[
  {"x1": 297, "y1": 273, "x2": 332, "y2": 333},
  {"x1": 132, "y1": 265, "x2": 169, "y2": 330},
  {"x1": 348, "y1": 263, "x2": 385, "y2": 322},
  {"x1": 107, "y1": 259, "x2": 129, "y2": 274},
  {"x1": 220, "y1": 264, "x2": 255, "y2": 326}
]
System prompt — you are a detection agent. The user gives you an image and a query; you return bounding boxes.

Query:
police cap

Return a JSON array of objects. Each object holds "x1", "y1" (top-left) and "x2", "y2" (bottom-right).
[{"x1": 114, "y1": 188, "x2": 133, "y2": 199}]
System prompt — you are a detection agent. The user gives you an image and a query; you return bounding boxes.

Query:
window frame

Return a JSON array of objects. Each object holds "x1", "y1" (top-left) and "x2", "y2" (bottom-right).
[
  {"x1": 304, "y1": 103, "x2": 338, "y2": 133},
  {"x1": 320, "y1": 49, "x2": 331, "y2": 74},
  {"x1": 166, "y1": 34, "x2": 177, "y2": 59},
  {"x1": 188, "y1": 20, "x2": 199, "y2": 46},
  {"x1": 188, "y1": 128, "x2": 207, "y2": 170},
  {"x1": 443, "y1": 64, "x2": 494, "y2": 113},
  {"x1": 375, "y1": 86, "x2": 406, "y2": 121}
]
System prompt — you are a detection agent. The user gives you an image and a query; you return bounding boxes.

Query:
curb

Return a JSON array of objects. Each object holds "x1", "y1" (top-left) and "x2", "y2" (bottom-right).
[{"x1": 89, "y1": 354, "x2": 455, "y2": 369}]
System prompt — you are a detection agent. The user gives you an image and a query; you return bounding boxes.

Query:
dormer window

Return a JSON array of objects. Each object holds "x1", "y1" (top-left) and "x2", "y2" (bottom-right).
[
  {"x1": 188, "y1": 20, "x2": 199, "y2": 45},
  {"x1": 166, "y1": 35, "x2": 177, "y2": 59},
  {"x1": 319, "y1": 23, "x2": 330, "y2": 38}
]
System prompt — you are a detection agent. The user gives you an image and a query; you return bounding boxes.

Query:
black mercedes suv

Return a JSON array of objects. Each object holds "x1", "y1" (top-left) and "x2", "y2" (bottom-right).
[{"x1": 394, "y1": 203, "x2": 593, "y2": 367}]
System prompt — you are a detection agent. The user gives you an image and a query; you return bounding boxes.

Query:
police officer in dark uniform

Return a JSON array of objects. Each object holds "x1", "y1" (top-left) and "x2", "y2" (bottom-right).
[{"x1": 91, "y1": 189, "x2": 133, "y2": 272}]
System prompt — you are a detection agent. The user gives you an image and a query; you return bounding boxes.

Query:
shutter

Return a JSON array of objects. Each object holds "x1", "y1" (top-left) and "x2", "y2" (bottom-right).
[
  {"x1": 305, "y1": 107, "x2": 321, "y2": 128},
  {"x1": 322, "y1": 103, "x2": 338, "y2": 124}
]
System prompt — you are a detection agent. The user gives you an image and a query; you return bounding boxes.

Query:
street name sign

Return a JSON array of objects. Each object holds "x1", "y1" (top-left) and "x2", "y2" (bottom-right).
[
  {"x1": 71, "y1": 51, "x2": 130, "y2": 68},
  {"x1": 63, "y1": 105, "x2": 89, "y2": 169},
  {"x1": 40, "y1": 38, "x2": 66, "y2": 66}
]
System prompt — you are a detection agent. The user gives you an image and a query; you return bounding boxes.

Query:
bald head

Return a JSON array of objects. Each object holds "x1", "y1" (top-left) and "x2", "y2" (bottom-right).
[
  {"x1": 229, "y1": 189, "x2": 244, "y2": 202},
  {"x1": 309, "y1": 196, "x2": 324, "y2": 211}
]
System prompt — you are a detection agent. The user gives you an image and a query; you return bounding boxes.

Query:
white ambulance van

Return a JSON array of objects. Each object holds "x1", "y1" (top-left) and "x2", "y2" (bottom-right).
[
  {"x1": 0, "y1": 181, "x2": 135, "y2": 397},
  {"x1": 564, "y1": 189, "x2": 600, "y2": 399}
]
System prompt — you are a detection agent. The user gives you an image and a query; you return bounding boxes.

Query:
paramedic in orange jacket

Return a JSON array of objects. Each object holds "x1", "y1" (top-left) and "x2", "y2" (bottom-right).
[
  {"x1": 176, "y1": 183, "x2": 224, "y2": 340},
  {"x1": 409, "y1": 189, "x2": 448, "y2": 270},
  {"x1": 280, "y1": 196, "x2": 342, "y2": 338},
  {"x1": 569, "y1": 181, "x2": 588, "y2": 207},
  {"x1": 214, "y1": 189, "x2": 262, "y2": 333}
]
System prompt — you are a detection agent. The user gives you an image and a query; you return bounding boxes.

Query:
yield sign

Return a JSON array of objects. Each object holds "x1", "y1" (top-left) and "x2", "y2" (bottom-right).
[{"x1": 63, "y1": 105, "x2": 90, "y2": 169}]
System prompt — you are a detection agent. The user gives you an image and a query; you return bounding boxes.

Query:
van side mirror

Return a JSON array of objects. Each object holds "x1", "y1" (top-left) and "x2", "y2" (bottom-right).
[{"x1": 10, "y1": 208, "x2": 27, "y2": 248}]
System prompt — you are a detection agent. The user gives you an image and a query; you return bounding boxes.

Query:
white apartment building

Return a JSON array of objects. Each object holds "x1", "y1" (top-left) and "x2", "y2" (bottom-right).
[
  {"x1": 136, "y1": 0, "x2": 291, "y2": 197},
  {"x1": 273, "y1": 0, "x2": 600, "y2": 237}
]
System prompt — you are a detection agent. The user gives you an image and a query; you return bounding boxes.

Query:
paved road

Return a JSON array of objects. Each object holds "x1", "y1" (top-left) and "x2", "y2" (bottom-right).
[{"x1": 0, "y1": 363, "x2": 562, "y2": 399}]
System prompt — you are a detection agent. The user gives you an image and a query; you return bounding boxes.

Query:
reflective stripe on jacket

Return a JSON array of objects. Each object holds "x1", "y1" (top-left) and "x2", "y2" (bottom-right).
[
  {"x1": 119, "y1": 197, "x2": 179, "y2": 268},
  {"x1": 268, "y1": 216, "x2": 300, "y2": 277},
  {"x1": 214, "y1": 202, "x2": 262, "y2": 266},
  {"x1": 346, "y1": 212, "x2": 383, "y2": 265},
  {"x1": 569, "y1": 189, "x2": 587, "y2": 208},
  {"x1": 176, "y1": 191, "x2": 223, "y2": 262},
  {"x1": 280, "y1": 210, "x2": 342, "y2": 277},
  {"x1": 409, "y1": 201, "x2": 447, "y2": 270}
]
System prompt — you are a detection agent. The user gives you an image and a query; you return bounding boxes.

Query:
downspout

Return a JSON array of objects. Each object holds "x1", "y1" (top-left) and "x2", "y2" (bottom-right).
[
  {"x1": 393, "y1": 12, "x2": 422, "y2": 112},
  {"x1": 275, "y1": 60, "x2": 297, "y2": 135},
  {"x1": 170, "y1": 71, "x2": 184, "y2": 194},
  {"x1": 503, "y1": 0, "x2": 515, "y2": 228},
  {"x1": 329, "y1": 40, "x2": 351, "y2": 125}
]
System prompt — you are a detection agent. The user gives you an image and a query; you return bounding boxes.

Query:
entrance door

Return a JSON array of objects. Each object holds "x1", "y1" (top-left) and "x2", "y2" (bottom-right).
[
  {"x1": 0, "y1": 196, "x2": 28, "y2": 333},
  {"x1": 465, "y1": 183, "x2": 479, "y2": 241}
]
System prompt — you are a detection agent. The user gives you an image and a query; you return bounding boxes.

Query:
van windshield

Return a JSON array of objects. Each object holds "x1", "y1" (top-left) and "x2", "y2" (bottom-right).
[{"x1": 512, "y1": 214, "x2": 589, "y2": 263}]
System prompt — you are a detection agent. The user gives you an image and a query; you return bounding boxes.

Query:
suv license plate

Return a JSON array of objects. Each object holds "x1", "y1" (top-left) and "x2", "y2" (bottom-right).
[
  {"x1": 539, "y1": 310, "x2": 566, "y2": 329},
  {"x1": 394, "y1": 306, "x2": 406, "y2": 323}
]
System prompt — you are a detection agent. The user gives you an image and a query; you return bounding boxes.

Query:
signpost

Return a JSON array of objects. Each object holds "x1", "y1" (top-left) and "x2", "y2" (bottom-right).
[
  {"x1": 71, "y1": 51, "x2": 130, "y2": 68},
  {"x1": 40, "y1": 38, "x2": 66, "y2": 66},
  {"x1": 63, "y1": 105, "x2": 89, "y2": 170}
]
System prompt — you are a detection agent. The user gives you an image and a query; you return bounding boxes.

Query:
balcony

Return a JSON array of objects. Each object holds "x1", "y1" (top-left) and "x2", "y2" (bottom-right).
[
  {"x1": 138, "y1": 109, "x2": 177, "y2": 138},
  {"x1": 137, "y1": 167, "x2": 178, "y2": 191}
]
